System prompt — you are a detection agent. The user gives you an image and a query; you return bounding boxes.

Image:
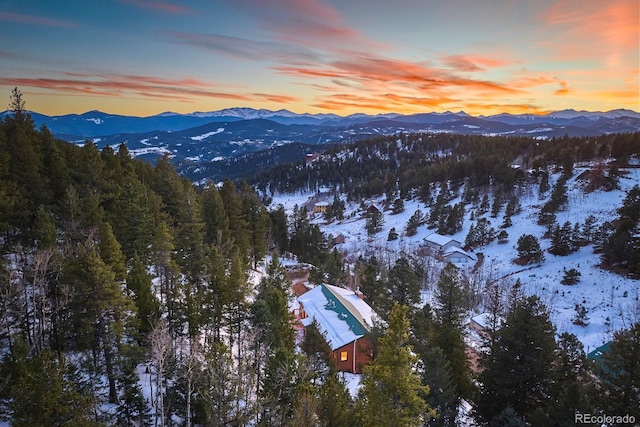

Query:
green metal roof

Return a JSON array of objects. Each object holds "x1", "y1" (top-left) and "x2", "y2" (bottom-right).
[
  {"x1": 320, "y1": 284, "x2": 369, "y2": 336},
  {"x1": 587, "y1": 341, "x2": 611, "y2": 362}
]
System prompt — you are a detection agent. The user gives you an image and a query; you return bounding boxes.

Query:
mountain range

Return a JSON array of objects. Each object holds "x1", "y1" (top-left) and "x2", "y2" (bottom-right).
[{"x1": 3, "y1": 107, "x2": 639, "y2": 182}]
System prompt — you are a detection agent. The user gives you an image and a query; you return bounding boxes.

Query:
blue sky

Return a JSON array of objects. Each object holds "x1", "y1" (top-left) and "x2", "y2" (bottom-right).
[{"x1": 1, "y1": 0, "x2": 638, "y2": 116}]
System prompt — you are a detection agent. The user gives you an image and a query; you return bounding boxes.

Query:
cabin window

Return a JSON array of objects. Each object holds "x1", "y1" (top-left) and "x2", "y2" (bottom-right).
[{"x1": 340, "y1": 351, "x2": 348, "y2": 362}]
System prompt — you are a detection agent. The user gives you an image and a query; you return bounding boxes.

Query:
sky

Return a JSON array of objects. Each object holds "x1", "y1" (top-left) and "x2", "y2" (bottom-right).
[{"x1": 1, "y1": 0, "x2": 638, "y2": 117}]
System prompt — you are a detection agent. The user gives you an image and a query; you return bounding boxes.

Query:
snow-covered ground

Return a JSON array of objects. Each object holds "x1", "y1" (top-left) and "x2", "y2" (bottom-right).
[{"x1": 271, "y1": 166, "x2": 640, "y2": 355}]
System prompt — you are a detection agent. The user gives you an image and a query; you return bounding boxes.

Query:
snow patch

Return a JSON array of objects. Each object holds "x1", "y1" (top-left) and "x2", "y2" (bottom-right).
[{"x1": 190, "y1": 128, "x2": 224, "y2": 140}]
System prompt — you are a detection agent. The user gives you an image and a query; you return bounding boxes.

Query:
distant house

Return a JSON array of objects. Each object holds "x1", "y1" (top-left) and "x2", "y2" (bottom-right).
[
  {"x1": 313, "y1": 201, "x2": 329, "y2": 214},
  {"x1": 332, "y1": 233, "x2": 347, "y2": 246},
  {"x1": 443, "y1": 247, "x2": 476, "y2": 264},
  {"x1": 366, "y1": 203, "x2": 383, "y2": 216},
  {"x1": 297, "y1": 284, "x2": 375, "y2": 373},
  {"x1": 305, "y1": 153, "x2": 321, "y2": 165},
  {"x1": 423, "y1": 232, "x2": 462, "y2": 254}
]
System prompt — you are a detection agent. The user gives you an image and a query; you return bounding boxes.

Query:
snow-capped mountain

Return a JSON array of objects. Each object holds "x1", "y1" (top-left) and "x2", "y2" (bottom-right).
[{"x1": 2, "y1": 107, "x2": 638, "y2": 182}]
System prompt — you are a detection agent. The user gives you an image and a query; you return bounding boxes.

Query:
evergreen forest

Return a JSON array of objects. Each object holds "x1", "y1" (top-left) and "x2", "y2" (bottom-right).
[{"x1": 1, "y1": 89, "x2": 639, "y2": 426}]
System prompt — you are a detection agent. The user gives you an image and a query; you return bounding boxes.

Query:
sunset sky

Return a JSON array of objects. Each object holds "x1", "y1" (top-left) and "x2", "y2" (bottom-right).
[{"x1": 1, "y1": 0, "x2": 638, "y2": 117}]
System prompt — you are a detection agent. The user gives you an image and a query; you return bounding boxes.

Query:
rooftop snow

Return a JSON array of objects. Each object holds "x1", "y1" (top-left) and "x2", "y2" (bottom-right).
[{"x1": 298, "y1": 284, "x2": 374, "y2": 350}]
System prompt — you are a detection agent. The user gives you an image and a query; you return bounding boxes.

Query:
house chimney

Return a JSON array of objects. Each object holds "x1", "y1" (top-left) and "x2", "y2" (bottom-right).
[{"x1": 355, "y1": 287, "x2": 364, "y2": 299}]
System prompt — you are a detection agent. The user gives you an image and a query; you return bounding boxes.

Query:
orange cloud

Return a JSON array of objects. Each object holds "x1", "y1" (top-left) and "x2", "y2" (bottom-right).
[
  {"x1": 0, "y1": 73, "x2": 298, "y2": 105},
  {"x1": 555, "y1": 81, "x2": 571, "y2": 96},
  {"x1": 543, "y1": 0, "x2": 639, "y2": 60}
]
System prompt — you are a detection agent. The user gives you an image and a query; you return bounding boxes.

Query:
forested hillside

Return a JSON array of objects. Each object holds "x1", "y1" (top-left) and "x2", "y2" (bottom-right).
[{"x1": 1, "y1": 89, "x2": 639, "y2": 426}]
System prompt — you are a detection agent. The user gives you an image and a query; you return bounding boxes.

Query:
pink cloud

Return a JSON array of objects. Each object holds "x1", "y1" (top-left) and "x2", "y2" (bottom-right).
[
  {"x1": 119, "y1": 0, "x2": 193, "y2": 14},
  {"x1": 227, "y1": 0, "x2": 381, "y2": 50},
  {"x1": 441, "y1": 54, "x2": 510, "y2": 72},
  {"x1": 0, "y1": 11, "x2": 77, "y2": 27}
]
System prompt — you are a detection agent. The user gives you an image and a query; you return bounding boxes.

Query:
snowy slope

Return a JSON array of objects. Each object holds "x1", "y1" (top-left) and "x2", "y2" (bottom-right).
[{"x1": 271, "y1": 166, "x2": 640, "y2": 354}]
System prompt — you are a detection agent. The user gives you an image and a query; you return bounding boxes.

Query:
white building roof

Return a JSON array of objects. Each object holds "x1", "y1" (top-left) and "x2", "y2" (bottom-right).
[
  {"x1": 424, "y1": 232, "x2": 460, "y2": 247},
  {"x1": 298, "y1": 284, "x2": 374, "y2": 350},
  {"x1": 470, "y1": 312, "x2": 502, "y2": 330},
  {"x1": 444, "y1": 247, "x2": 476, "y2": 261}
]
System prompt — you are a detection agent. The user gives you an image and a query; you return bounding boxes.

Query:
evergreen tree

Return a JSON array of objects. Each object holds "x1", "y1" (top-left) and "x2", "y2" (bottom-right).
[
  {"x1": 490, "y1": 195, "x2": 502, "y2": 218},
  {"x1": 193, "y1": 341, "x2": 254, "y2": 426},
  {"x1": 269, "y1": 204, "x2": 289, "y2": 253},
  {"x1": 8, "y1": 87, "x2": 30, "y2": 125},
  {"x1": 126, "y1": 255, "x2": 160, "y2": 340},
  {"x1": 116, "y1": 358, "x2": 151, "y2": 427},
  {"x1": 251, "y1": 257, "x2": 298, "y2": 425},
  {"x1": 387, "y1": 257, "x2": 421, "y2": 309},
  {"x1": 387, "y1": 227, "x2": 399, "y2": 241},
  {"x1": 392, "y1": 197, "x2": 405, "y2": 214},
  {"x1": 317, "y1": 372, "x2": 353, "y2": 427},
  {"x1": 583, "y1": 214, "x2": 600, "y2": 243},
  {"x1": 0, "y1": 343, "x2": 98, "y2": 426},
  {"x1": 405, "y1": 209, "x2": 423, "y2": 236},
  {"x1": 561, "y1": 267, "x2": 581, "y2": 285},
  {"x1": 432, "y1": 263, "x2": 472, "y2": 398},
  {"x1": 98, "y1": 222, "x2": 127, "y2": 283},
  {"x1": 476, "y1": 296, "x2": 557, "y2": 423},
  {"x1": 420, "y1": 347, "x2": 458, "y2": 427},
  {"x1": 240, "y1": 181, "x2": 271, "y2": 269},
  {"x1": 365, "y1": 208, "x2": 384, "y2": 236},
  {"x1": 300, "y1": 319, "x2": 333, "y2": 383},
  {"x1": 538, "y1": 170, "x2": 550, "y2": 198},
  {"x1": 549, "y1": 221, "x2": 575, "y2": 256},
  {"x1": 543, "y1": 332, "x2": 595, "y2": 425},
  {"x1": 201, "y1": 183, "x2": 229, "y2": 247},
  {"x1": 357, "y1": 304, "x2": 434, "y2": 426},
  {"x1": 357, "y1": 256, "x2": 386, "y2": 316},
  {"x1": 516, "y1": 234, "x2": 544, "y2": 264},
  {"x1": 595, "y1": 322, "x2": 640, "y2": 420}
]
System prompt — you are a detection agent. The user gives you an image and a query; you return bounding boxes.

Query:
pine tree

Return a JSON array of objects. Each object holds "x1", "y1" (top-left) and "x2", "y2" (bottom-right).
[
  {"x1": 356, "y1": 304, "x2": 435, "y2": 426},
  {"x1": 365, "y1": 208, "x2": 384, "y2": 236},
  {"x1": 420, "y1": 347, "x2": 458, "y2": 426},
  {"x1": 477, "y1": 296, "x2": 557, "y2": 423},
  {"x1": 595, "y1": 322, "x2": 640, "y2": 420},
  {"x1": 194, "y1": 341, "x2": 255, "y2": 426},
  {"x1": 300, "y1": 319, "x2": 333, "y2": 383},
  {"x1": 201, "y1": 183, "x2": 229, "y2": 247},
  {"x1": 516, "y1": 234, "x2": 544, "y2": 264},
  {"x1": 387, "y1": 227, "x2": 399, "y2": 241},
  {"x1": 543, "y1": 332, "x2": 595, "y2": 424},
  {"x1": 392, "y1": 197, "x2": 405, "y2": 214},
  {"x1": 98, "y1": 222, "x2": 127, "y2": 283},
  {"x1": 549, "y1": 222, "x2": 574, "y2": 256},
  {"x1": 387, "y1": 257, "x2": 421, "y2": 309},
  {"x1": 252, "y1": 257, "x2": 298, "y2": 425},
  {"x1": 317, "y1": 372, "x2": 353, "y2": 427},
  {"x1": 432, "y1": 263, "x2": 472, "y2": 398},
  {"x1": 116, "y1": 358, "x2": 151, "y2": 426},
  {"x1": 405, "y1": 209, "x2": 423, "y2": 236},
  {"x1": 0, "y1": 344, "x2": 98, "y2": 426},
  {"x1": 127, "y1": 255, "x2": 160, "y2": 340}
]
